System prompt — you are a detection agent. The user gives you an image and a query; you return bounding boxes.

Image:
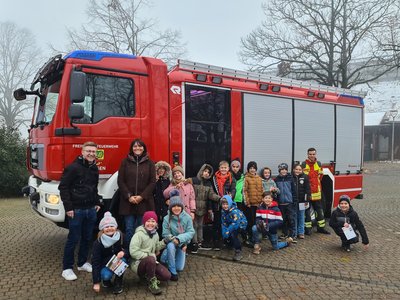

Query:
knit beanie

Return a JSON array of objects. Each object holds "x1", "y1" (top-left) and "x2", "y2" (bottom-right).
[
  {"x1": 247, "y1": 161, "x2": 258, "y2": 171},
  {"x1": 168, "y1": 189, "x2": 184, "y2": 211},
  {"x1": 172, "y1": 165, "x2": 184, "y2": 176},
  {"x1": 231, "y1": 158, "x2": 241, "y2": 169},
  {"x1": 142, "y1": 211, "x2": 158, "y2": 224},
  {"x1": 339, "y1": 195, "x2": 351, "y2": 205},
  {"x1": 99, "y1": 211, "x2": 118, "y2": 230}
]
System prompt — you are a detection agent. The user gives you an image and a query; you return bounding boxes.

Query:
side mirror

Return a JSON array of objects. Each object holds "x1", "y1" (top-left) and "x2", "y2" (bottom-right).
[
  {"x1": 68, "y1": 104, "x2": 84, "y2": 120},
  {"x1": 13, "y1": 88, "x2": 28, "y2": 101},
  {"x1": 70, "y1": 71, "x2": 86, "y2": 103}
]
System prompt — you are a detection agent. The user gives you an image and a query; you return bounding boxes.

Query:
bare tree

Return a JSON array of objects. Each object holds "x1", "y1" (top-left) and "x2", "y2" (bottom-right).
[
  {"x1": 0, "y1": 22, "x2": 41, "y2": 130},
  {"x1": 240, "y1": 0, "x2": 399, "y2": 88},
  {"x1": 66, "y1": 0, "x2": 186, "y2": 67}
]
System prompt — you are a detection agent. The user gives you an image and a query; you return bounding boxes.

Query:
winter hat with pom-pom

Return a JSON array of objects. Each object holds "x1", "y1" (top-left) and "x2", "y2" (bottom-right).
[{"x1": 99, "y1": 211, "x2": 118, "y2": 230}]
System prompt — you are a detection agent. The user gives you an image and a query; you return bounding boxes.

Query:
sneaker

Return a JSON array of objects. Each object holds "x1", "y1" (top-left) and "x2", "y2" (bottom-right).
[
  {"x1": 244, "y1": 240, "x2": 254, "y2": 248},
  {"x1": 213, "y1": 241, "x2": 223, "y2": 251},
  {"x1": 198, "y1": 243, "x2": 212, "y2": 251},
  {"x1": 253, "y1": 244, "x2": 261, "y2": 255},
  {"x1": 286, "y1": 237, "x2": 294, "y2": 245},
  {"x1": 279, "y1": 234, "x2": 288, "y2": 240},
  {"x1": 233, "y1": 250, "x2": 243, "y2": 261},
  {"x1": 113, "y1": 276, "x2": 123, "y2": 294},
  {"x1": 298, "y1": 234, "x2": 305, "y2": 239},
  {"x1": 62, "y1": 269, "x2": 77, "y2": 281},
  {"x1": 102, "y1": 280, "x2": 113, "y2": 288},
  {"x1": 191, "y1": 243, "x2": 199, "y2": 254},
  {"x1": 170, "y1": 273, "x2": 179, "y2": 281},
  {"x1": 77, "y1": 262, "x2": 92, "y2": 273},
  {"x1": 317, "y1": 228, "x2": 331, "y2": 235},
  {"x1": 288, "y1": 237, "x2": 297, "y2": 244},
  {"x1": 148, "y1": 277, "x2": 162, "y2": 295},
  {"x1": 344, "y1": 245, "x2": 351, "y2": 252}
]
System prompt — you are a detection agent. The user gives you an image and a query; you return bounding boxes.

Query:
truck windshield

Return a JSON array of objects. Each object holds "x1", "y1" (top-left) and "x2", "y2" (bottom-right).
[{"x1": 35, "y1": 80, "x2": 61, "y2": 125}]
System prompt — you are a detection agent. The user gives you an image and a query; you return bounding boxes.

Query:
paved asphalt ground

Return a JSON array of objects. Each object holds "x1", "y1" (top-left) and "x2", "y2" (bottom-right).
[{"x1": 1, "y1": 162, "x2": 400, "y2": 299}]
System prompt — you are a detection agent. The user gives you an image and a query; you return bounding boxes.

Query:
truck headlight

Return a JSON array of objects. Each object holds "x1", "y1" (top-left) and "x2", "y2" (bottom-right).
[{"x1": 45, "y1": 194, "x2": 60, "y2": 204}]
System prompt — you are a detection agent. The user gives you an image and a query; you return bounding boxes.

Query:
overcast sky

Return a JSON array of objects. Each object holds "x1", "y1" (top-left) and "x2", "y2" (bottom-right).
[{"x1": 0, "y1": 0, "x2": 265, "y2": 70}]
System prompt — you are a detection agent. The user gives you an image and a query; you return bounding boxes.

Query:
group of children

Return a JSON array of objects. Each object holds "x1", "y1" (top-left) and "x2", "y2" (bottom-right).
[{"x1": 90, "y1": 158, "x2": 369, "y2": 296}]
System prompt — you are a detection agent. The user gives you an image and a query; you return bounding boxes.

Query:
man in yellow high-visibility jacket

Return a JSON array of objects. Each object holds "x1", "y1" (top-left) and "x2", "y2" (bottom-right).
[{"x1": 301, "y1": 147, "x2": 330, "y2": 235}]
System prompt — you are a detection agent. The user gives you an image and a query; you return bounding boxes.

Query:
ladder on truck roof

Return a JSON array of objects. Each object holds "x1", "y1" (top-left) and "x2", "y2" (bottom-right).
[{"x1": 177, "y1": 60, "x2": 367, "y2": 98}]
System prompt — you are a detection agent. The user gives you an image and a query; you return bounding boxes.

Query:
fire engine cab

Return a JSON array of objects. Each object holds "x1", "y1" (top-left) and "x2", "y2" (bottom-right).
[{"x1": 14, "y1": 50, "x2": 366, "y2": 226}]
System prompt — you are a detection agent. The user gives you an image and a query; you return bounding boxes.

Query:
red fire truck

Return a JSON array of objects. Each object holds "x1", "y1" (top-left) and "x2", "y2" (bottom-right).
[{"x1": 14, "y1": 50, "x2": 365, "y2": 227}]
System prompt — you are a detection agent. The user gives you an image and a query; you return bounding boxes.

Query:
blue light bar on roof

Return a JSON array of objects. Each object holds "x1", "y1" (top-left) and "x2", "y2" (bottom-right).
[
  {"x1": 339, "y1": 94, "x2": 364, "y2": 105},
  {"x1": 64, "y1": 50, "x2": 136, "y2": 61}
]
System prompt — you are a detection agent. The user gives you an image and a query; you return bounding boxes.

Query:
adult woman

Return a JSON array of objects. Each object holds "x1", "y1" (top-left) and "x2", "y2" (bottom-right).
[{"x1": 118, "y1": 139, "x2": 156, "y2": 246}]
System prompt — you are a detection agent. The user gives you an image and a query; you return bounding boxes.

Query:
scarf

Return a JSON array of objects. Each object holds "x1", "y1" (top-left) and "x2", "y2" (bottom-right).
[
  {"x1": 215, "y1": 171, "x2": 232, "y2": 197},
  {"x1": 100, "y1": 231, "x2": 121, "y2": 248},
  {"x1": 145, "y1": 227, "x2": 158, "y2": 238}
]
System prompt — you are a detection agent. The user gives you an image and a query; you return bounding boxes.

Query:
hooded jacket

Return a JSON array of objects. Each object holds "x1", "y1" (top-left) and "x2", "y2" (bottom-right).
[
  {"x1": 118, "y1": 152, "x2": 156, "y2": 215},
  {"x1": 274, "y1": 173, "x2": 297, "y2": 205},
  {"x1": 162, "y1": 210, "x2": 195, "y2": 247},
  {"x1": 329, "y1": 206, "x2": 369, "y2": 244},
  {"x1": 188, "y1": 164, "x2": 220, "y2": 217},
  {"x1": 153, "y1": 161, "x2": 172, "y2": 218},
  {"x1": 59, "y1": 156, "x2": 101, "y2": 212},
  {"x1": 129, "y1": 225, "x2": 166, "y2": 274},
  {"x1": 221, "y1": 195, "x2": 248, "y2": 239},
  {"x1": 244, "y1": 172, "x2": 264, "y2": 206}
]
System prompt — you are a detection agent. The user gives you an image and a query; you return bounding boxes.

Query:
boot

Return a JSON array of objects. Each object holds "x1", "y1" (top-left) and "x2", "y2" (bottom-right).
[
  {"x1": 101, "y1": 280, "x2": 113, "y2": 288},
  {"x1": 305, "y1": 228, "x2": 312, "y2": 236},
  {"x1": 317, "y1": 227, "x2": 331, "y2": 235},
  {"x1": 113, "y1": 275, "x2": 123, "y2": 294},
  {"x1": 148, "y1": 276, "x2": 162, "y2": 295},
  {"x1": 253, "y1": 244, "x2": 261, "y2": 255},
  {"x1": 233, "y1": 250, "x2": 243, "y2": 261}
]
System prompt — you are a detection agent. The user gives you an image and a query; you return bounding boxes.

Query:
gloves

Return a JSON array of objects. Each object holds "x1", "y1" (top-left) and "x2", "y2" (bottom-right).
[{"x1": 256, "y1": 220, "x2": 266, "y2": 233}]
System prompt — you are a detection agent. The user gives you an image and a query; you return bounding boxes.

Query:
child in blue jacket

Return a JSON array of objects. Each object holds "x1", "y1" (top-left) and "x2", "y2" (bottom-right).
[
  {"x1": 274, "y1": 163, "x2": 297, "y2": 241},
  {"x1": 221, "y1": 195, "x2": 247, "y2": 261}
]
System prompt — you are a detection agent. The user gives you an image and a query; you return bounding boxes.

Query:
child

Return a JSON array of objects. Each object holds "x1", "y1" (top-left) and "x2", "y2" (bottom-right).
[
  {"x1": 153, "y1": 161, "x2": 171, "y2": 235},
  {"x1": 243, "y1": 161, "x2": 263, "y2": 243},
  {"x1": 260, "y1": 167, "x2": 280, "y2": 198},
  {"x1": 129, "y1": 211, "x2": 171, "y2": 295},
  {"x1": 274, "y1": 163, "x2": 297, "y2": 241},
  {"x1": 211, "y1": 160, "x2": 236, "y2": 250},
  {"x1": 329, "y1": 195, "x2": 369, "y2": 252},
  {"x1": 187, "y1": 164, "x2": 220, "y2": 253},
  {"x1": 252, "y1": 192, "x2": 292, "y2": 254},
  {"x1": 230, "y1": 158, "x2": 245, "y2": 211},
  {"x1": 161, "y1": 191, "x2": 195, "y2": 281},
  {"x1": 292, "y1": 164, "x2": 310, "y2": 239},
  {"x1": 163, "y1": 165, "x2": 196, "y2": 219},
  {"x1": 221, "y1": 195, "x2": 248, "y2": 261},
  {"x1": 92, "y1": 212, "x2": 126, "y2": 295}
]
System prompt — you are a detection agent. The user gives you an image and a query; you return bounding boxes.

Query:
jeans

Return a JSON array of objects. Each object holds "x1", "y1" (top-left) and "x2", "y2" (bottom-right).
[
  {"x1": 63, "y1": 207, "x2": 97, "y2": 270},
  {"x1": 160, "y1": 242, "x2": 186, "y2": 275},
  {"x1": 100, "y1": 257, "x2": 127, "y2": 280},
  {"x1": 251, "y1": 224, "x2": 288, "y2": 250},
  {"x1": 297, "y1": 206, "x2": 305, "y2": 235},
  {"x1": 124, "y1": 215, "x2": 143, "y2": 247},
  {"x1": 226, "y1": 229, "x2": 242, "y2": 251}
]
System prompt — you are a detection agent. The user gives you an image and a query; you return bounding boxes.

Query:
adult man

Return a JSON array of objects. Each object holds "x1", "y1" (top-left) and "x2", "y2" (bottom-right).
[
  {"x1": 59, "y1": 141, "x2": 101, "y2": 281},
  {"x1": 301, "y1": 147, "x2": 330, "y2": 235}
]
